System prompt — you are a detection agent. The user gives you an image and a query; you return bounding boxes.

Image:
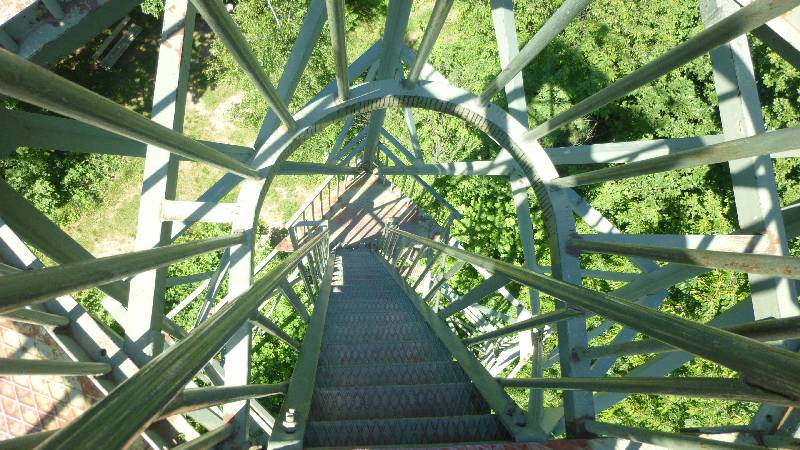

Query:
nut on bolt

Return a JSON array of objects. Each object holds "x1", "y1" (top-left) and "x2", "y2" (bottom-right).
[{"x1": 282, "y1": 408, "x2": 297, "y2": 433}]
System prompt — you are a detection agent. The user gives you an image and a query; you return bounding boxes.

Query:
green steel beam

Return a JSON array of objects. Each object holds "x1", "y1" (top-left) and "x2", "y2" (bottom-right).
[
  {"x1": 0, "y1": 358, "x2": 110, "y2": 376},
  {"x1": 1, "y1": 309, "x2": 69, "y2": 328},
  {"x1": 0, "y1": 108, "x2": 253, "y2": 161},
  {"x1": 463, "y1": 308, "x2": 581, "y2": 346},
  {"x1": 277, "y1": 161, "x2": 362, "y2": 175},
  {"x1": 480, "y1": 0, "x2": 591, "y2": 103},
  {"x1": 361, "y1": 0, "x2": 412, "y2": 166},
  {"x1": 162, "y1": 383, "x2": 288, "y2": 418},
  {"x1": 189, "y1": 0, "x2": 296, "y2": 130},
  {"x1": 250, "y1": 314, "x2": 301, "y2": 350},
  {"x1": 35, "y1": 231, "x2": 327, "y2": 450},
  {"x1": 325, "y1": 0, "x2": 349, "y2": 100},
  {"x1": 0, "y1": 430, "x2": 54, "y2": 450},
  {"x1": 498, "y1": 377, "x2": 800, "y2": 407},
  {"x1": 583, "y1": 420, "x2": 764, "y2": 450},
  {"x1": 0, "y1": 177, "x2": 130, "y2": 303},
  {"x1": 254, "y1": 0, "x2": 327, "y2": 149},
  {"x1": 439, "y1": 273, "x2": 510, "y2": 318},
  {"x1": 550, "y1": 126, "x2": 800, "y2": 188},
  {"x1": 568, "y1": 237, "x2": 800, "y2": 280},
  {"x1": 171, "y1": 423, "x2": 233, "y2": 450},
  {"x1": 376, "y1": 161, "x2": 514, "y2": 176},
  {"x1": 268, "y1": 253, "x2": 334, "y2": 449},
  {"x1": 385, "y1": 227, "x2": 800, "y2": 400},
  {"x1": 408, "y1": 0, "x2": 454, "y2": 84},
  {"x1": 0, "y1": 234, "x2": 243, "y2": 314},
  {"x1": 582, "y1": 316, "x2": 800, "y2": 359},
  {"x1": 0, "y1": 49, "x2": 260, "y2": 179},
  {"x1": 524, "y1": 0, "x2": 800, "y2": 141}
]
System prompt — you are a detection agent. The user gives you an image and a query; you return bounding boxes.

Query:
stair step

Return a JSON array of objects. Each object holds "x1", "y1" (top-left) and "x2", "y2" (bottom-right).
[
  {"x1": 325, "y1": 310, "x2": 420, "y2": 325},
  {"x1": 311, "y1": 382, "x2": 489, "y2": 420},
  {"x1": 315, "y1": 361, "x2": 467, "y2": 388},
  {"x1": 319, "y1": 340, "x2": 450, "y2": 366},
  {"x1": 327, "y1": 300, "x2": 416, "y2": 314},
  {"x1": 305, "y1": 414, "x2": 511, "y2": 447},
  {"x1": 324, "y1": 321, "x2": 434, "y2": 343}
]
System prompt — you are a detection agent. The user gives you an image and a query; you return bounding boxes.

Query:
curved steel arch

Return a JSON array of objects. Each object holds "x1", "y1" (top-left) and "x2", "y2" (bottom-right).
[{"x1": 235, "y1": 79, "x2": 578, "y2": 279}]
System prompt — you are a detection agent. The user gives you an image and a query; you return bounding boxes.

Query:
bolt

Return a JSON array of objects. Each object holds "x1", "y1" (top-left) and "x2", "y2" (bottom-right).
[{"x1": 282, "y1": 408, "x2": 297, "y2": 433}]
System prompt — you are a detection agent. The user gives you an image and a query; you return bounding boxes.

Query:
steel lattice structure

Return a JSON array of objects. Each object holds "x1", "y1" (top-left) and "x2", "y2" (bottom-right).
[{"x1": 1, "y1": 0, "x2": 800, "y2": 448}]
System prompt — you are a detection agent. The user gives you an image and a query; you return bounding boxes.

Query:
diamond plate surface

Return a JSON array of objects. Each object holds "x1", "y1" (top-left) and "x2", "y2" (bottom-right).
[
  {"x1": 319, "y1": 339, "x2": 450, "y2": 366},
  {"x1": 311, "y1": 382, "x2": 489, "y2": 420},
  {"x1": 316, "y1": 361, "x2": 468, "y2": 388},
  {"x1": 324, "y1": 321, "x2": 435, "y2": 343},
  {"x1": 0, "y1": 320, "x2": 104, "y2": 440},
  {"x1": 305, "y1": 414, "x2": 511, "y2": 447}
]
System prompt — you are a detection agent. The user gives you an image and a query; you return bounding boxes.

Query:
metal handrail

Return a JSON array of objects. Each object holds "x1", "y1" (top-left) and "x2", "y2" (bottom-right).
[
  {"x1": 36, "y1": 230, "x2": 329, "y2": 450},
  {"x1": 382, "y1": 225, "x2": 800, "y2": 401}
]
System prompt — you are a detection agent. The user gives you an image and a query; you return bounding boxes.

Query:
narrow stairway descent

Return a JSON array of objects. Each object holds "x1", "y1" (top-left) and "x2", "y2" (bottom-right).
[{"x1": 305, "y1": 247, "x2": 511, "y2": 447}]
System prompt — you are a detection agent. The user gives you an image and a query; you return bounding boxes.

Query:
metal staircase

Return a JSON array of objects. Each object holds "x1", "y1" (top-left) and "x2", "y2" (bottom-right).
[
  {"x1": 304, "y1": 248, "x2": 509, "y2": 447},
  {"x1": 2, "y1": 0, "x2": 800, "y2": 449}
]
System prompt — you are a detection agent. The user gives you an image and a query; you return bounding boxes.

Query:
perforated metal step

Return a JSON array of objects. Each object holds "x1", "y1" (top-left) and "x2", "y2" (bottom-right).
[
  {"x1": 315, "y1": 361, "x2": 467, "y2": 388},
  {"x1": 305, "y1": 414, "x2": 511, "y2": 447},
  {"x1": 311, "y1": 382, "x2": 489, "y2": 420}
]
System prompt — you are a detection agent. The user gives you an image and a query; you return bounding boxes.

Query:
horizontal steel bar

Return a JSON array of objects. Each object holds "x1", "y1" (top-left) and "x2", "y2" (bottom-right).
[
  {"x1": 1, "y1": 309, "x2": 69, "y2": 327},
  {"x1": 385, "y1": 226, "x2": 800, "y2": 400},
  {"x1": 545, "y1": 135, "x2": 731, "y2": 164},
  {"x1": 0, "y1": 50, "x2": 260, "y2": 179},
  {"x1": 165, "y1": 271, "x2": 216, "y2": 288},
  {"x1": 277, "y1": 161, "x2": 363, "y2": 175},
  {"x1": 1, "y1": 108, "x2": 254, "y2": 161},
  {"x1": 572, "y1": 233, "x2": 775, "y2": 254},
  {"x1": 551, "y1": 126, "x2": 800, "y2": 187},
  {"x1": 377, "y1": 161, "x2": 515, "y2": 176},
  {"x1": 480, "y1": 0, "x2": 591, "y2": 103},
  {"x1": 189, "y1": 0, "x2": 296, "y2": 130},
  {"x1": 172, "y1": 423, "x2": 233, "y2": 450},
  {"x1": 439, "y1": 273, "x2": 510, "y2": 318},
  {"x1": 463, "y1": 308, "x2": 580, "y2": 346},
  {"x1": 498, "y1": 376, "x2": 799, "y2": 407},
  {"x1": 583, "y1": 420, "x2": 764, "y2": 450},
  {"x1": 568, "y1": 237, "x2": 800, "y2": 280},
  {"x1": 161, "y1": 201, "x2": 236, "y2": 224},
  {"x1": 524, "y1": 0, "x2": 800, "y2": 141},
  {"x1": 0, "y1": 358, "x2": 110, "y2": 376},
  {"x1": 0, "y1": 234, "x2": 243, "y2": 314},
  {"x1": 582, "y1": 316, "x2": 800, "y2": 359},
  {"x1": 162, "y1": 382, "x2": 288, "y2": 418},
  {"x1": 35, "y1": 231, "x2": 327, "y2": 450}
]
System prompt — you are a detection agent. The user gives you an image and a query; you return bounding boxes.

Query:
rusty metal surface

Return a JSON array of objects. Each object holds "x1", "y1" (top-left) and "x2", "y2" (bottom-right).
[{"x1": 0, "y1": 319, "x2": 104, "y2": 439}]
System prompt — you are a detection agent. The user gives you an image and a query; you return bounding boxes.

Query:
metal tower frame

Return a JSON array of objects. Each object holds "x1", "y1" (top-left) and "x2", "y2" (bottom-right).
[{"x1": 1, "y1": 0, "x2": 800, "y2": 448}]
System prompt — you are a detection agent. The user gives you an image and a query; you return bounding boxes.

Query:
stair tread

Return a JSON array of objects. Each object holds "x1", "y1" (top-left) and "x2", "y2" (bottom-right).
[
  {"x1": 315, "y1": 361, "x2": 467, "y2": 387},
  {"x1": 305, "y1": 414, "x2": 511, "y2": 447}
]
